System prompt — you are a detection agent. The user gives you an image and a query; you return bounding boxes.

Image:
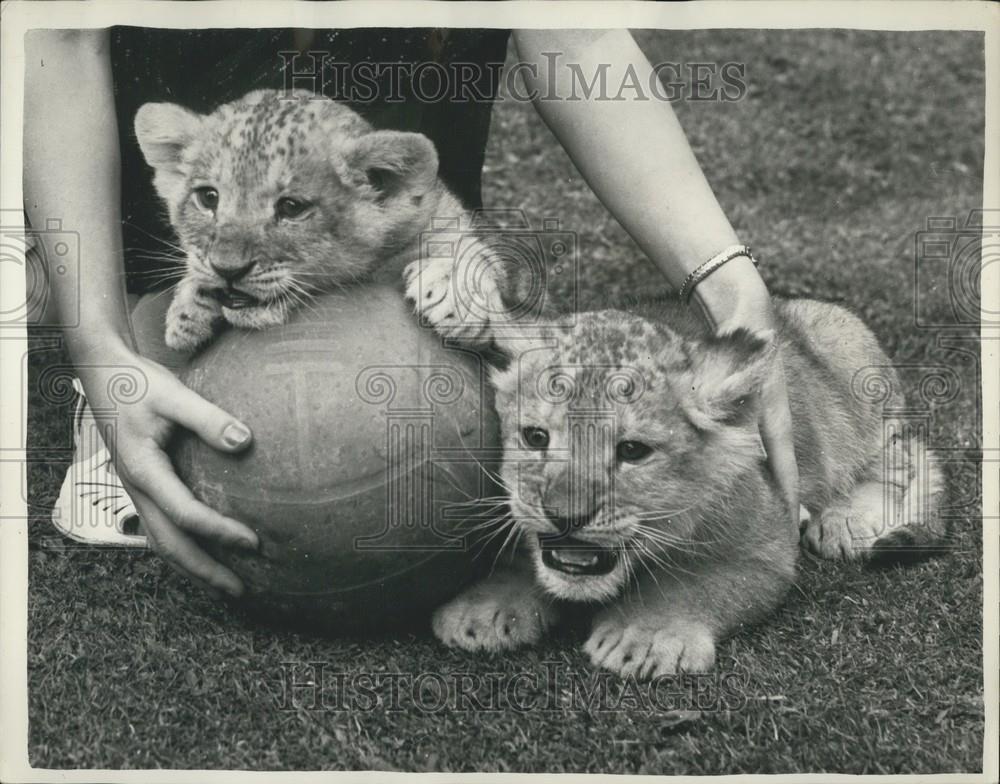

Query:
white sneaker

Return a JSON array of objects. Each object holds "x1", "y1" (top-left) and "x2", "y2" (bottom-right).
[{"x1": 51, "y1": 379, "x2": 147, "y2": 547}]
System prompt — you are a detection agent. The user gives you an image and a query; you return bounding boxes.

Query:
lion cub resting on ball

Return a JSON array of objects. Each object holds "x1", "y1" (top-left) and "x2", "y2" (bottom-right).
[
  {"x1": 134, "y1": 88, "x2": 476, "y2": 352},
  {"x1": 406, "y1": 261, "x2": 947, "y2": 678}
]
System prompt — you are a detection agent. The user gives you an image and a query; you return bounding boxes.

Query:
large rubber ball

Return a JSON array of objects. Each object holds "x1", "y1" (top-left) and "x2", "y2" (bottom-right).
[{"x1": 171, "y1": 286, "x2": 500, "y2": 631}]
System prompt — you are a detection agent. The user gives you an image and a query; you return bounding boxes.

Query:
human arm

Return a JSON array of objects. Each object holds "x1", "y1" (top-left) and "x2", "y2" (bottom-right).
[
  {"x1": 23, "y1": 29, "x2": 258, "y2": 596},
  {"x1": 511, "y1": 28, "x2": 799, "y2": 527}
]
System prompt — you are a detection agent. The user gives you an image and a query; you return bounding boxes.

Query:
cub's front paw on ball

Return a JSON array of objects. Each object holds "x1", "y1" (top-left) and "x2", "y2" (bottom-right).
[
  {"x1": 432, "y1": 581, "x2": 557, "y2": 652},
  {"x1": 584, "y1": 615, "x2": 716, "y2": 678},
  {"x1": 404, "y1": 256, "x2": 493, "y2": 343},
  {"x1": 164, "y1": 303, "x2": 217, "y2": 352}
]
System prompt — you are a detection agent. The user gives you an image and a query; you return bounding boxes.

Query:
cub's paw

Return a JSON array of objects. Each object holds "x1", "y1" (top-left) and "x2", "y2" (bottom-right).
[
  {"x1": 584, "y1": 614, "x2": 716, "y2": 678},
  {"x1": 802, "y1": 487, "x2": 886, "y2": 560},
  {"x1": 432, "y1": 582, "x2": 557, "y2": 652},
  {"x1": 404, "y1": 256, "x2": 493, "y2": 343},
  {"x1": 164, "y1": 301, "x2": 218, "y2": 352}
]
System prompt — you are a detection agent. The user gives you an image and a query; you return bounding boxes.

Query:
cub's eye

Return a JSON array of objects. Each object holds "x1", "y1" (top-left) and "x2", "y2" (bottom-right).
[
  {"x1": 617, "y1": 440, "x2": 653, "y2": 463},
  {"x1": 275, "y1": 197, "x2": 312, "y2": 221},
  {"x1": 521, "y1": 427, "x2": 550, "y2": 450},
  {"x1": 193, "y1": 186, "x2": 219, "y2": 212}
]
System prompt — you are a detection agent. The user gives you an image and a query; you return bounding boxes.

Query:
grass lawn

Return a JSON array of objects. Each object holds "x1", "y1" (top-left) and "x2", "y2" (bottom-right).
[{"x1": 25, "y1": 29, "x2": 986, "y2": 773}]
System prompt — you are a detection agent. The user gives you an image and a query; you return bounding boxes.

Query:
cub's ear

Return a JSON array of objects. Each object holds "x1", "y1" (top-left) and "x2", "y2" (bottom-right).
[
  {"x1": 344, "y1": 131, "x2": 438, "y2": 202},
  {"x1": 134, "y1": 102, "x2": 203, "y2": 172},
  {"x1": 681, "y1": 328, "x2": 777, "y2": 430}
]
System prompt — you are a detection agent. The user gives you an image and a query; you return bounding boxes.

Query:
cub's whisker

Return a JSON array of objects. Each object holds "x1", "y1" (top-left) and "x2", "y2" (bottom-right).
[{"x1": 488, "y1": 517, "x2": 522, "y2": 575}]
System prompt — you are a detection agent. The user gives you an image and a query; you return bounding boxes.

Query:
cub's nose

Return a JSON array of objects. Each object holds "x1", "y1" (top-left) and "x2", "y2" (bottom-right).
[
  {"x1": 211, "y1": 260, "x2": 256, "y2": 282},
  {"x1": 544, "y1": 509, "x2": 596, "y2": 536}
]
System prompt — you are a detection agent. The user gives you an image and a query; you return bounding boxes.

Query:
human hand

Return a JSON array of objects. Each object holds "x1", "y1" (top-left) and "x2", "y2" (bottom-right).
[
  {"x1": 689, "y1": 258, "x2": 800, "y2": 533},
  {"x1": 75, "y1": 345, "x2": 258, "y2": 599}
]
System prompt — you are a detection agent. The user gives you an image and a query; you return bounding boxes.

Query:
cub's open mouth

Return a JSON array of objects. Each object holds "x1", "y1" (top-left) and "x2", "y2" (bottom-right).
[
  {"x1": 538, "y1": 534, "x2": 619, "y2": 576},
  {"x1": 213, "y1": 288, "x2": 262, "y2": 310}
]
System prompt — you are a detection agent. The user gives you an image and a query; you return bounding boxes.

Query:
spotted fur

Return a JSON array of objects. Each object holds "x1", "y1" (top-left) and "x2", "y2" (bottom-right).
[
  {"x1": 135, "y1": 88, "x2": 471, "y2": 351},
  {"x1": 417, "y1": 273, "x2": 947, "y2": 677}
]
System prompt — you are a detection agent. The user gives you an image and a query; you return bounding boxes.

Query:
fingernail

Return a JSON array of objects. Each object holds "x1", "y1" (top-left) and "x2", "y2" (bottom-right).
[
  {"x1": 223, "y1": 580, "x2": 244, "y2": 598},
  {"x1": 222, "y1": 422, "x2": 251, "y2": 448},
  {"x1": 236, "y1": 534, "x2": 258, "y2": 551}
]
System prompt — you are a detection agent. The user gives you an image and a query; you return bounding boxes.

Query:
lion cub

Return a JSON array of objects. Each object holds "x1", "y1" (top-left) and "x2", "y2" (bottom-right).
[
  {"x1": 134, "y1": 89, "x2": 469, "y2": 351},
  {"x1": 407, "y1": 264, "x2": 946, "y2": 677}
]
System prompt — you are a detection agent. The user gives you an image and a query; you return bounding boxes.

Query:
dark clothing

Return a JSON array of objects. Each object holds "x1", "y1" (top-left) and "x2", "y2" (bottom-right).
[{"x1": 110, "y1": 27, "x2": 510, "y2": 292}]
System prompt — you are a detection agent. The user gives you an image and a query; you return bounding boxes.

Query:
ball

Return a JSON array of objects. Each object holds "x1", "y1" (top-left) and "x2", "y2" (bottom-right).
[{"x1": 171, "y1": 285, "x2": 500, "y2": 630}]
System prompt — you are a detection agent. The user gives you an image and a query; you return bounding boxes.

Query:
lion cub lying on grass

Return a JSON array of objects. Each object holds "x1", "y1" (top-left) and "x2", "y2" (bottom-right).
[{"x1": 407, "y1": 261, "x2": 946, "y2": 678}]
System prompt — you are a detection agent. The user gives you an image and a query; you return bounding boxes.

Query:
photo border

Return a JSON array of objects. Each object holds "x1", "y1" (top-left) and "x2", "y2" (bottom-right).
[{"x1": 1, "y1": 2, "x2": 996, "y2": 782}]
